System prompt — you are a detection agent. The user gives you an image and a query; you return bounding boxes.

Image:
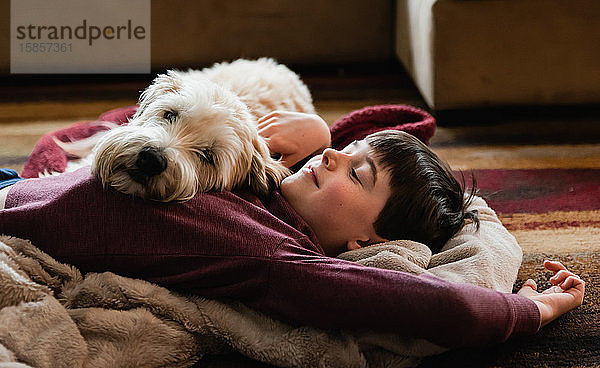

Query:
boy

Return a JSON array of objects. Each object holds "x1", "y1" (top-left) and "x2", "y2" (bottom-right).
[{"x1": 0, "y1": 112, "x2": 584, "y2": 349}]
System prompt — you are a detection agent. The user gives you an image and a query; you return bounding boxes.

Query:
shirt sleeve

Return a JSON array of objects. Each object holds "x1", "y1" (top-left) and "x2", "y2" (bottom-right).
[{"x1": 255, "y1": 238, "x2": 540, "y2": 349}]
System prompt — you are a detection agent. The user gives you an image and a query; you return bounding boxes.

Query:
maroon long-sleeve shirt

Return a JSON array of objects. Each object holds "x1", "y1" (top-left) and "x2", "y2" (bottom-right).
[{"x1": 0, "y1": 167, "x2": 540, "y2": 348}]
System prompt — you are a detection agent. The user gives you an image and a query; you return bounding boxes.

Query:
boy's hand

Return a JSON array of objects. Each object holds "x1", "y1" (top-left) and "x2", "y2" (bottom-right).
[
  {"x1": 517, "y1": 260, "x2": 585, "y2": 328},
  {"x1": 258, "y1": 111, "x2": 331, "y2": 168}
]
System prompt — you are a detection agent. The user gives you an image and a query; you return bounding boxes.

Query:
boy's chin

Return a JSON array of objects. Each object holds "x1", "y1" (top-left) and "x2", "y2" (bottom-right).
[
  {"x1": 280, "y1": 170, "x2": 302, "y2": 191},
  {"x1": 279, "y1": 176, "x2": 295, "y2": 201}
]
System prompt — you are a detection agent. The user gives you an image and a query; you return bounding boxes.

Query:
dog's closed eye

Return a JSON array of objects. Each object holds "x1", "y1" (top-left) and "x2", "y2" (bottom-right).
[
  {"x1": 197, "y1": 149, "x2": 215, "y2": 165},
  {"x1": 163, "y1": 110, "x2": 178, "y2": 123}
]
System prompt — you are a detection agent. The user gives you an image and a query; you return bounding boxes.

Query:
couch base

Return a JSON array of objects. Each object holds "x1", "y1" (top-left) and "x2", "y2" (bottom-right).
[{"x1": 395, "y1": 0, "x2": 600, "y2": 110}]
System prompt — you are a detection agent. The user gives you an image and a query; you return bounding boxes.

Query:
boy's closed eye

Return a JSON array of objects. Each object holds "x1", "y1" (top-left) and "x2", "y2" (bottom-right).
[{"x1": 351, "y1": 168, "x2": 362, "y2": 186}]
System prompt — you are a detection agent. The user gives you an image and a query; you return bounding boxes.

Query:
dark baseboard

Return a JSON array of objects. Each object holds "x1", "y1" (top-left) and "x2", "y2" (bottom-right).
[
  {"x1": 0, "y1": 59, "x2": 424, "y2": 103},
  {"x1": 433, "y1": 103, "x2": 600, "y2": 126}
]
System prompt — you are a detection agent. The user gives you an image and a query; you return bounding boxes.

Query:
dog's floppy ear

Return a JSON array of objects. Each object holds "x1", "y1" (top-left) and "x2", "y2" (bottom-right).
[
  {"x1": 248, "y1": 138, "x2": 290, "y2": 198},
  {"x1": 135, "y1": 70, "x2": 184, "y2": 118}
]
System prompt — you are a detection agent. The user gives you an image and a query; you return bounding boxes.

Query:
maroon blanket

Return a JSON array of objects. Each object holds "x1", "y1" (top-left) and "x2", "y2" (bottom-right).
[{"x1": 22, "y1": 104, "x2": 435, "y2": 178}]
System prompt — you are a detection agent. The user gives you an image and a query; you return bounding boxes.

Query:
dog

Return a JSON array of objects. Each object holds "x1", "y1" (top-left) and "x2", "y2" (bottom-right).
[{"x1": 62, "y1": 58, "x2": 315, "y2": 201}]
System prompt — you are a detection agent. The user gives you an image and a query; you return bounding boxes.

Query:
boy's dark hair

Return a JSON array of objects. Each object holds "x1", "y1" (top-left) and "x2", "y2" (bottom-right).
[{"x1": 366, "y1": 130, "x2": 479, "y2": 253}]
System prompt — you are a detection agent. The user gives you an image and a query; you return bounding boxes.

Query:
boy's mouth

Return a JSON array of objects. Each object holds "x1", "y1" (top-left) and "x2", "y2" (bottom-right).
[{"x1": 309, "y1": 166, "x2": 319, "y2": 188}]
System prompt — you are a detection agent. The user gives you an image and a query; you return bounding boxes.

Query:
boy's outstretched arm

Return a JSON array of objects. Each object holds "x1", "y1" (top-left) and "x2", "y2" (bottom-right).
[
  {"x1": 258, "y1": 111, "x2": 331, "y2": 168},
  {"x1": 517, "y1": 260, "x2": 585, "y2": 328}
]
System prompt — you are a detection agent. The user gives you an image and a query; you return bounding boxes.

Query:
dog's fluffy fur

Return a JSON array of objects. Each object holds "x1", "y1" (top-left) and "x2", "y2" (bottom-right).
[{"x1": 67, "y1": 58, "x2": 315, "y2": 201}]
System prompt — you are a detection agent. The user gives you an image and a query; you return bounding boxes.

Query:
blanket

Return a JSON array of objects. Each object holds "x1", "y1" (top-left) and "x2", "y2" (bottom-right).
[{"x1": 0, "y1": 195, "x2": 522, "y2": 368}]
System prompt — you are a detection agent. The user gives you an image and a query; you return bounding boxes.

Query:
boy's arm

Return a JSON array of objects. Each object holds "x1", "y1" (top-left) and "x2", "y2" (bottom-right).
[
  {"x1": 258, "y1": 111, "x2": 331, "y2": 168},
  {"x1": 257, "y1": 241, "x2": 584, "y2": 349},
  {"x1": 256, "y1": 239, "x2": 541, "y2": 349}
]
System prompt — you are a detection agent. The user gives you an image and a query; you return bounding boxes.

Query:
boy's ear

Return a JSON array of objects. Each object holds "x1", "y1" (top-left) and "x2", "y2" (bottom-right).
[
  {"x1": 346, "y1": 236, "x2": 390, "y2": 251},
  {"x1": 346, "y1": 240, "x2": 362, "y2": 251},
  {"x1": 346, "y1": 239, "x2": 373, "y2": 251}
]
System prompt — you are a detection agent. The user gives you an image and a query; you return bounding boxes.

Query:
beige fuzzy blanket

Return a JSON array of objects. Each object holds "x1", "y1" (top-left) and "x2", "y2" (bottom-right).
[{"x1": 0, "y1": 196, "x2": 521, "y2": 368}]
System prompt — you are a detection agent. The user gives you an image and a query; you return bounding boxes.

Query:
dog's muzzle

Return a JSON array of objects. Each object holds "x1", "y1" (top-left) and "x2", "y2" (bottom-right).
[{"x1": 132, "y1": 147, "x2": 167, "y2": 183}]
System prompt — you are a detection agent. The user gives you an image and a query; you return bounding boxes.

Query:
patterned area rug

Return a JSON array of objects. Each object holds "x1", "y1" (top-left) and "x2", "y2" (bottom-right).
[
  {"x1": 419, "y1": 118, "x2": 600, "y2": 367},
  {"x1": 418, "y1": 168, "x2": 600, "y2": 367}
]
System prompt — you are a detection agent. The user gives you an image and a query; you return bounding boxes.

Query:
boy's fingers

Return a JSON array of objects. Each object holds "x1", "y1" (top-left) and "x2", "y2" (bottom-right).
[
  {"x1": 564, "y1": 279, "x2": 585, "y2": 306},
  {"x1": 574, "y1": 278, "x2": 585, "y2": 299},
  {"x1": 560, "y1": 276, "x2": 578, "y2": 290},
  {"x1": 258, "y1": 114, "x2": 282, "y2": 129},
  {"x1": 542, "y1": 285, "x2": 564, "y2": 294},
  {"x1": 258, "y1": 111, "x2": 280, "y2": 123},
  {"x1": 257, "y1": 114, "x2": 271, "y2": 125},
  {"x1": 258, "y1": 118, "x2": 277, "y2": 130},
  {"x1": 544, "y1": 260, "x2": 567, "y2": 272},
  {"x1": 516, "y1": 281, "x2": 540, "y2": 300},
  {"x1": 550, "y1": 270, "x2": 575, "y2": 285},
  {"x1": 522, "y1": 279, "x2": 538, "y2": 291}
]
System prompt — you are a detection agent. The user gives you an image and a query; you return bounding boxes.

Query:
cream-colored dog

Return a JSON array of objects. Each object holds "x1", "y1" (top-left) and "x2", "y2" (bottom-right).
[{"x1": 74, "y1": 58, "x2": 314, "y2": 201}]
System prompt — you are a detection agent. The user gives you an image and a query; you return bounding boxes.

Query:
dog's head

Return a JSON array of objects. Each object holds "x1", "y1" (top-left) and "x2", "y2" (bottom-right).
[{"x1": 91, "y1": 70, "x2": 289, "y2": 201}]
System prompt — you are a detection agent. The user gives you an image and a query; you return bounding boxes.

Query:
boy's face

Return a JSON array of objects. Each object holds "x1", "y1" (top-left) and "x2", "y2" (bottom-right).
[{"x1": 281, "y1": 139, "x2": 391, "y2": 256}]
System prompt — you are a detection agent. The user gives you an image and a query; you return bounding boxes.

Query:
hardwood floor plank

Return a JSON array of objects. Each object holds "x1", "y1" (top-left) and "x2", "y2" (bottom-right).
[
  {"x1": 0, "y1": 100, "x2": 137, "y2": 123},
  {"x1": 433, "y1": 144, "x2": 600, "y2": 170}
]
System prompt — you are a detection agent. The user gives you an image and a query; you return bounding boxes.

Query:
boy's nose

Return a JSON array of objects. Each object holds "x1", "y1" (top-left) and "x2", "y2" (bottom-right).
[
  {"x1": 321, "y1": 150, "x2": 333, "y2": 170},
  {"x1": 322, "y1": 148, "x2": 350, "y2": 171}
]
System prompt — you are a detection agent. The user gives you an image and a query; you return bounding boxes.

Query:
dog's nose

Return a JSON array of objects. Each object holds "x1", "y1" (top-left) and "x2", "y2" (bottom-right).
[{"x1": 136, "y1": 147, "x2": 167, "y2": 177}]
